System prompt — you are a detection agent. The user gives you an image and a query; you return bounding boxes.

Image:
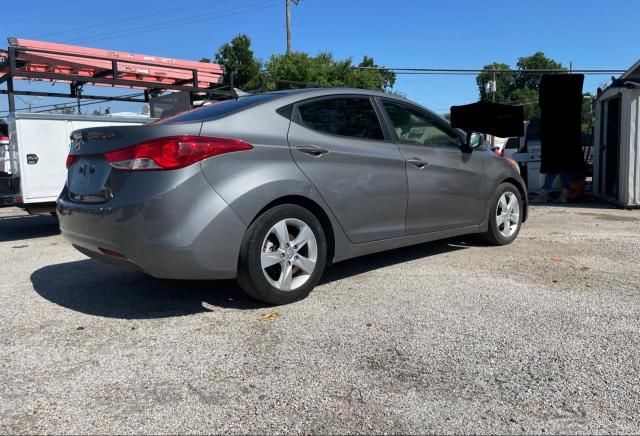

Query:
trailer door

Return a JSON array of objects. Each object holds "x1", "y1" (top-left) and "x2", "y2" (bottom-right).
[{"x1": 17, "y1": 117, "x2": 70, "y2": 204}]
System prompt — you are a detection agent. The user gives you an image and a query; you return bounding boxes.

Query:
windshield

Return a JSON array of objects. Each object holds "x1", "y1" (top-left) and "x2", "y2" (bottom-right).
[{"x1": 155, "y1": 93, "x2": 284, "y2": 124}]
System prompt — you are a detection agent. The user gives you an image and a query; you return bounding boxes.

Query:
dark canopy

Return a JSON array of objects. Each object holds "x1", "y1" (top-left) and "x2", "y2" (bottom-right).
[{"x1": 450, "y1": 102, "x2": 524, "y2": 138}]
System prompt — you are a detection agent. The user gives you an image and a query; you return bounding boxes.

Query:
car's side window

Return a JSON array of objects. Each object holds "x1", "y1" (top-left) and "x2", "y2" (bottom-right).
[
  {"x1": 297, "y1": 97, "x2": 385, "y2": 140},
  {"x1": 382, "y1": 101, "x2": 462, "y2": 148}
]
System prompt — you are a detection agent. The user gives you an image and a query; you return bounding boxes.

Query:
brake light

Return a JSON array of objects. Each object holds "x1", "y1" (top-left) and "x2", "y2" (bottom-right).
[
  {"x1": 104, "y1": 136, "x2": 253, "y2": 171},
  {"x1": 66, "y1": 155, "x2": 76, "y2": 169}
]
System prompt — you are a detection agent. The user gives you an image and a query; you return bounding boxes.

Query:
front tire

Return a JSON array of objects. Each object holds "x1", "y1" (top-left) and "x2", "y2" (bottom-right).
[
  {"x1": 237, "y1": 204, "x2": 327, "y2": 305},
  {"x1": 481, "y1": 183, "x2": 522, "y2": 245}
]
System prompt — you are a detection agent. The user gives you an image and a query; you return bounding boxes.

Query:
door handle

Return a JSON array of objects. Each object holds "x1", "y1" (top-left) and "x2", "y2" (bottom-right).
[
  {"x1": 295, "y1": 145, "x2": 329, "y2": 157},
  {"x1": 406, "y1": 158, "x2": 430, "y2": 169}
]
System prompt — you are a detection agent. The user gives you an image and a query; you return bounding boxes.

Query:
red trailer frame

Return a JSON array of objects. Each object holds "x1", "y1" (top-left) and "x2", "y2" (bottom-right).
[{"x1": 0, "y1": 37, "x2": 232, "y2": 112}]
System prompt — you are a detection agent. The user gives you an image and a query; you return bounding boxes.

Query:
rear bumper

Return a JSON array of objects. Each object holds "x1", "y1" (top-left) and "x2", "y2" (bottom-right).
[{"x1": 57, "y1": 166, "x2": 246, "y2": 279}]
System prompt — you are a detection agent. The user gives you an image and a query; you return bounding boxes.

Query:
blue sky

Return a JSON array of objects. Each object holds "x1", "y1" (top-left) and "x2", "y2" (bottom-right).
[{"x1": 2, "y1": 0, "x2": 639, "y2": 115}]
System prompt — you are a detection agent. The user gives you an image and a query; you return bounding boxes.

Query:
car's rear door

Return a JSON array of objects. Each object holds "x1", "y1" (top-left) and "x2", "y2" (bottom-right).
[
  {"x1": 287, "y1": 95, "x2": 407, "y2": 243},
  {"x1": 378, "y1": 99, "x2": 485, "y2": 235}
]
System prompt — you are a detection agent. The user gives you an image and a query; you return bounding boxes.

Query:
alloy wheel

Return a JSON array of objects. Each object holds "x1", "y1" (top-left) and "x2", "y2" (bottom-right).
[
  {"x1": 260, "y1": 218, "x2": 318, "y2": 291},
  {"x1": 496, "y1": 191, "x2": 520, "y2": 238}
]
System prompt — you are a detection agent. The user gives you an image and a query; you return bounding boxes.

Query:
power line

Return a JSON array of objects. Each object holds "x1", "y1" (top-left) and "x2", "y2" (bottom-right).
[
  {"x1": 354, "y1": 66, "x2": 626, "y2": 75},
  {"x1": 0, "y1": 93, "x2": 144, "y2": 115},
  {"x1": 0, "y1": 99, "x2": 79, "y2": 114},
  {"x1": 63, "y1": 0, "x2": 278, "y2": 45},
  {"x1": 31, "y1": 0, "x2": 227, "y2": 39},
  {"x1": 64, "y1": 0, "x2": 277, "y2": 44},
  {"x1": 31, "y1": 98, "x2": 119, "y2": 114}
]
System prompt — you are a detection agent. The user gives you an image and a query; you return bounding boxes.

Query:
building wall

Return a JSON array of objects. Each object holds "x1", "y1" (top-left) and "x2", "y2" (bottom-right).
[
  {"x1": 628, "y1": 89, "x2": 640, "y2": 205},
  {"x1": 593, "y1": 87, "x2": 640, "y2": 207}
]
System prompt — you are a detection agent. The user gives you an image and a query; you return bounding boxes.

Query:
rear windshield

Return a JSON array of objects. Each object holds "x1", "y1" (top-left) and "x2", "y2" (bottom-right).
[{"x1": 155, "y1": 93, "x2": 284, "y2": 124}]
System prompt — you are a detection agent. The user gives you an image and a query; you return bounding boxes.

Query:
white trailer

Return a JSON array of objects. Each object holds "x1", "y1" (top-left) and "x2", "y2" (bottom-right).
[
  {"x1": 0, "y1": 113, "x2": 150, "y2": 213},
  {"x1": 0, "y1": 134, "x2": 9, "y2": 175}
]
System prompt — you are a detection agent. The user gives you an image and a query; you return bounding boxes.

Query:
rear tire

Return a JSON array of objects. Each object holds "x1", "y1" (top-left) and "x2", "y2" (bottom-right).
[
  {"x1": 237, "y1": 204, "x2": 327, "y2": 305},
  {"x1": 481, "y1": 183, "x2": 522, "y2": 245}
]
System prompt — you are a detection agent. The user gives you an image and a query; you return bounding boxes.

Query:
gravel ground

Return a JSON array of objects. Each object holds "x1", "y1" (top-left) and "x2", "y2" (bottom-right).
[{"x1": 1, "y1": 203, "x2": 639, "y2": 434}]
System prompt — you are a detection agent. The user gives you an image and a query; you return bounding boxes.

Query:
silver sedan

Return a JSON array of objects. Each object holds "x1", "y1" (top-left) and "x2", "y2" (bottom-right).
[{"x1": 57, "y1": 88, "x2": 527, "y2": 304}]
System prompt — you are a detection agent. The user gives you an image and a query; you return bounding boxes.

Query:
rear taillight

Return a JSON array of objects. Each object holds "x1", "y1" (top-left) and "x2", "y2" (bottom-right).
[
  {"x1": 66, "y1": 155, "x2": 76, "y2": 169},
  {"x1": 104, "y1": 136, "x2": 253, "y2": 171}
]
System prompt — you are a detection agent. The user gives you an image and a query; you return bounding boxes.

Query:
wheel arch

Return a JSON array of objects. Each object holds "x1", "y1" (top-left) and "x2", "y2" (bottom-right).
[
  {"x1": 481, "y1": 175, "x2": 529, "y2": 232},
  {"x1": 250, "y1": 195, "x2": 336, "y2": 266},
  {"x1": 501, "y1": 177, "x2": 528, "y2": 223}
]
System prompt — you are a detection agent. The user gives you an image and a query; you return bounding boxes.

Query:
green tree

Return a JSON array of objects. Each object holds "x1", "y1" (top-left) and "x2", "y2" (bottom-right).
[
  {"x1": 509, "y1": 87, "x2": 539, "y2": 120},
  {"x1": 354, "y1": 56, "x2": 396, "y2": 91},
  {"x1": 514, "y1": 51, "x2": 565, "y2": 90},
  {"x1": 476, "y1": 62, "x2": 512, "y2": 103},
  {"x1": 264, "y1": 52, "x2": 396, "y2": 92},
  {"x1": 212, "y1": 34, "x2": 262, "y2": 89},
  {"x1": 264, "y1": 52, "x2": 326, "y2": 89},
  {"x1": 475, "y1": 52, "x2": 567, "y2": 120},
  {"x1": 581, "y1": 93, "x2": 595, "y2": 134},
  {"x1": 55, "y1": 106, "x2": 76, "y2": 115}
]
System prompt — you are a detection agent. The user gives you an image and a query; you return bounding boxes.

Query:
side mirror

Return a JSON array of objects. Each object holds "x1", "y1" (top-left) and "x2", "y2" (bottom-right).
[
  {"x1": 463, "y1": 132, "x2": 482, "y2": 152},
  {"x1": 469, "y1": 132, "x2": 482, "y2": 148}
]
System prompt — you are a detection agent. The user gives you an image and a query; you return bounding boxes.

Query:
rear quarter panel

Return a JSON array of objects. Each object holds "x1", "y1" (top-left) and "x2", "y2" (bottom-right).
[{"x1": 198, "y1": 107, "x2": 353, "y2": 262}]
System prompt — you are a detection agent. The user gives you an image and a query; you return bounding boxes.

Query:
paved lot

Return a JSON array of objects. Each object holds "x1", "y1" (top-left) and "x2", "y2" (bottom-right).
[{"x1": 1, "y1": 203, "x2": 640, "y2": 434}]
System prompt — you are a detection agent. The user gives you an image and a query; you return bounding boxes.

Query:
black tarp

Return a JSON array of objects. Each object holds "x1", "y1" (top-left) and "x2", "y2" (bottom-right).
[
  {"x1": 539, "y1": 74, "x2": 585, "y2": 174},
  {"x1": 450, "y1": 102, "x2": 524, "y2": 138}
]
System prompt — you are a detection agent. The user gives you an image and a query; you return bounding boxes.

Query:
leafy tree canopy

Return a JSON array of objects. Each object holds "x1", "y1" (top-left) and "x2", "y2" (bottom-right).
[
  {"x1": 55, "y1": 106, "x2": 76, "y2": 115},
  {"x1": 476, "y1": 62, "x2": 512, "y2": 103},
  {"x1": 264, "y1": 52, "x2": 395, "y2": 92},
  {"x1": 476, "y1": 52, "x2": 566, "y2": 120},
  {"x1": 203, "y1": 34, "x2": 262, "y2": 89},
  {"x1": 515, "y1": 51, "x2": 564, "y2": 90},
  {"x1": 202, "y1": 34, "x2": 396, "y2": 93}
]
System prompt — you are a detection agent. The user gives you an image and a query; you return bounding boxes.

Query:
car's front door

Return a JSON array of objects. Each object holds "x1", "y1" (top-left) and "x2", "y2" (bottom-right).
[
  {"x1": 379, "y1": 99, "x2": 485, "y2": 235},
  {"x1": 287, "y1": 95, "x2": 407, "y2": 243}
]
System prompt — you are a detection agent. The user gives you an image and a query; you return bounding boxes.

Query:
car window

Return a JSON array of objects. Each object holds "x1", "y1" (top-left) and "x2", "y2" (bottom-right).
[
  {"x1": 155, "y1": 93, "x2": 283, "y2": 124},
  {"x1": 382, "y1": 101, "x2": 462, "y2": 147},
  {"x1": 297, "y1": 97, "x2": 384, "y2": 140},
  {"x1": 504, "y1": 137, "x2": 520, "y2": 150}
]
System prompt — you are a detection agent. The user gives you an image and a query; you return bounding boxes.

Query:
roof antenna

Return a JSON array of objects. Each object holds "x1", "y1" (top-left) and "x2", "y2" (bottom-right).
[{"x1": 233, "y1": 88, "x2": 252, "y2": 97}]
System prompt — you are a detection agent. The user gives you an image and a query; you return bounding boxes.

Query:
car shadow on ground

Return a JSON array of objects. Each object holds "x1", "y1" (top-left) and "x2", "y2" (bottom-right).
[
  {"x1": 0, "y1": 214, "x2": 60, "y2": 242},
  {"x1": 30, "y1": 237, "x2": 473, "y2": 319},
  {"x1": 528, "y1": 194, "x2": 618, "y2": 210},
  {"x1": 31, "y1": 261, "x2": 264, "y2": 319},
  {"x1": 321, "y1": 238, "x2": 471, "y2": 285}
]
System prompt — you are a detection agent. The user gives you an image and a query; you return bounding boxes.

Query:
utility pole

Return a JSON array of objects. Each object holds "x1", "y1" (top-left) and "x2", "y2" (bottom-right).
[
  {"x1": 286, "y1": 0, "x2": 299, "y2": 55},
  {"x1": 491, "y1": 67, "x2": 497, "y2": 147},
  {"x1": 16, "y1": 95, "x2": 42, "y2": 113},
  {"x1": 492, "y1": 68, "x2": 496, "y2": 103}
]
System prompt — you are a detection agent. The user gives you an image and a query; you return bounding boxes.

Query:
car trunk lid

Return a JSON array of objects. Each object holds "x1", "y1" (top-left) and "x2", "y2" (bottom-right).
[{"x1": 67, "y1": 123, "x2": 201, "y2": 203}]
